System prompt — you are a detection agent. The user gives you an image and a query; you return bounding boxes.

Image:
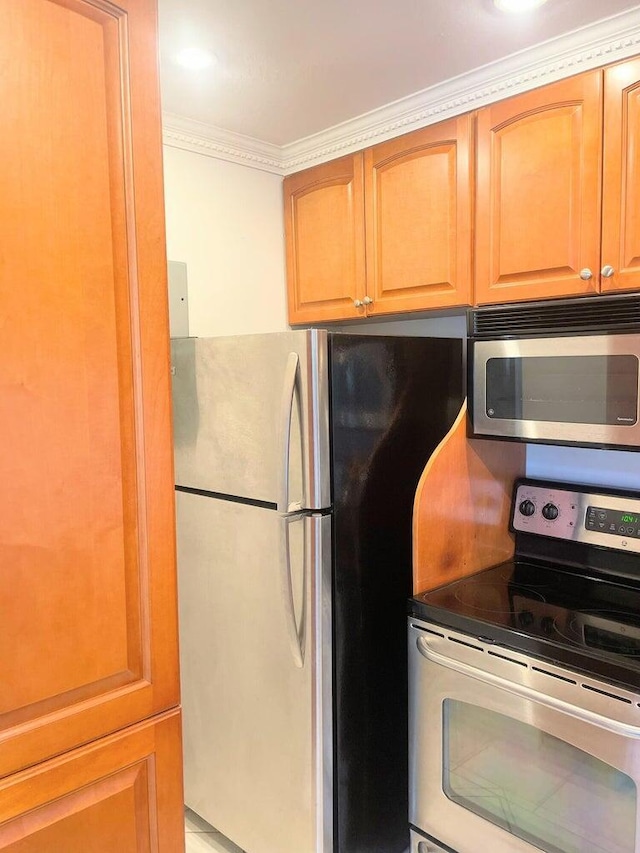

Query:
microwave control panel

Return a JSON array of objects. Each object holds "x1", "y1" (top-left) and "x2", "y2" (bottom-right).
[{"x1": 511, "y1": 480, "x2": 640, "y2": 555}]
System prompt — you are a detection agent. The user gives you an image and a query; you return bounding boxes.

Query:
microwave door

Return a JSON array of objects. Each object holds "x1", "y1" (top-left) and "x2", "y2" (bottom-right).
[{"x1": 471, "y1": 334, "x2": 640, "y2": 448}]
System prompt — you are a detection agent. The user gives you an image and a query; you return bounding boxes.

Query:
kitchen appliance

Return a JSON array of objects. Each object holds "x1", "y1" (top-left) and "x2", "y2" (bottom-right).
[
  {"x1": 171, "y1": 330, "x2": 463, "y2": 853},
  {"x1": 409, "y1": 477, "x2": 640, "y2": 853},
  {"x1": 468, "y1": 293, "x2": 640, "y2": 449}
]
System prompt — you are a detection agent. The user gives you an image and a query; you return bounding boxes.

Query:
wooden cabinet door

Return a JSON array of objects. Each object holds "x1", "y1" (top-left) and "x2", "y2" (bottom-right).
[
  {"x1": 284, "y1": 155, "x2": 366, "y2": 324},
  {"x1": 0, "y1": 710, "x2": 184, "y2": 852},
  {"x1": 475, "y1": 71, "x2": 603, "y2": 305},
  {"x1": 601, "y1": 58, "x2": 640, "y2": 294},
  {"x1": 364, "y1": 116, "x2": 473, "y2": 315},
  {"x1": 0, "y1": 0, "x2": 179, "y2": 777}
]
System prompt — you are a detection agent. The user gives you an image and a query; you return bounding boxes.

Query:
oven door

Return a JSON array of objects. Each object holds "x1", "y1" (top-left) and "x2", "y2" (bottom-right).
[
  {"x1": 470, "y1": 333, "x2": 640, "y2": 448},
  {"x1": 409, "y1": 620, "x2": 640, "y2": 853}
]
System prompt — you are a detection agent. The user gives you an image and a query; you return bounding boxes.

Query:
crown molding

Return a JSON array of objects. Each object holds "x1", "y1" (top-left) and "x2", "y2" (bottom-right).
[
  {"x1": 162, "y1": 114, "x2": 284, "y2": 174},
  {"x1": 162, "y1": 6, "x2": 640, "y2": 176}
]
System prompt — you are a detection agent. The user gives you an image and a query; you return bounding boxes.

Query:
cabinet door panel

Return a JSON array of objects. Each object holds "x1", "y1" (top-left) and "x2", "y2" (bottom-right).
[
  {"x1": 475, "y1": 72, "x2": 602, "y2": 304},
  {"x1": 364, "y1": 116, "x2": 473, "y2": 314},
  {"x1": 0, "y1": 0, "x2": 178, "y2": 776},
  {"x1": 285, "y1": 155, "x2": 366, "y2": 323},
  {"x1": 0, "y1": 711, "x2": 184, "y2": 853},
  {"x1": 602, "y1": 59, "x2": 640, "y2": 294}
]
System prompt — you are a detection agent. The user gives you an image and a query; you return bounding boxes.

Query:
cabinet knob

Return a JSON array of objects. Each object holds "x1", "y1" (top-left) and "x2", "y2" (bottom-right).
[
  {"x1": 362, "y1": 296, "x2": 373, "y2": 306},
  {"x1": 579, "y1": 268, "x2": 594, "y2": 281},
  {"x1": 353, "y1": 299, "x2": 363, "y2": 308},
  {"x1": 601, "y1": 264, "x2": 615, "y2": 278}
]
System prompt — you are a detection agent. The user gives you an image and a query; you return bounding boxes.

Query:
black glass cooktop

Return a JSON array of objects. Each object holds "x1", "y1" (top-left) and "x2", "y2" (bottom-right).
[{"x1": 410, "y1": 560, "x2": 640, "y2": 692}]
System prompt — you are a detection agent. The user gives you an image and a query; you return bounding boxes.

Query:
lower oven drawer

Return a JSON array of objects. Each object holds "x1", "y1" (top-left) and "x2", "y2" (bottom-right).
[{"x1": 408, "y1": 617, "x2": 640, "y2": 853}]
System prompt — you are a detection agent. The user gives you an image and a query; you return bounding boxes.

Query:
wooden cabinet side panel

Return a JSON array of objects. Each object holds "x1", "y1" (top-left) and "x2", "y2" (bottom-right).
[
  {"x1": 602, "y1": 58, "x2": 640, "y2": 294},
  {"x1": 123, "y1": 0, "x2": 180, "y2": 721},
  {"x1": 284, "y1": 155, "x2": 366, "y2": 323},
  {"x1": 475, "y1": 71, "x2": 603, "y2": 305},
  {"x1": 364, "y1": 116, "x2": 473, "y2": 315},
  {"x1": 0, "y1": 711, "x2": 184, "y2": 853},
  {"x1": 0, "y1": 0, "x2": 179, "y2": 777},
  {"x1": 413, "y1": 402, "x2": 525, "y2": 594}
]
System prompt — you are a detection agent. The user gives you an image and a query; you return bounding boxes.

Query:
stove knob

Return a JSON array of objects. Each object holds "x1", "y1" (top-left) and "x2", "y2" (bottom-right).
[
  {"x1": 540, "y1": 616, "x2": 555, "y2": 635},
  {"x1": 519, "y1": 499, "x2": 536, "y2": 517},
  {"x1": 518, "y1": 610, "x2": 534, "y2": 628},
  {"x1": 542, "y1": 503, "x2": 559, "y2": 521}
]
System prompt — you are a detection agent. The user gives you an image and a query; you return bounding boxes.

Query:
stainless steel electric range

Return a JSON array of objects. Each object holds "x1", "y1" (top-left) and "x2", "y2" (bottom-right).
[{"x1": 409, "y1": 478, "x2": 640, "y2": 853}]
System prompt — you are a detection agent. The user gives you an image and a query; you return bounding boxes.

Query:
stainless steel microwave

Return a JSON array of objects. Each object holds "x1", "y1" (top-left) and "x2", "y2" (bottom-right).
[{"x1": 468, "y1": 294, "x2": 640, "y2": 450}]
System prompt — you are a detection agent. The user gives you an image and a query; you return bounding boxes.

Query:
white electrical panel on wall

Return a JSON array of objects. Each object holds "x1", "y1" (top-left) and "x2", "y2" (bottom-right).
[{"x1": 168, "y1": 260, "x2": 189, "y2": 338}]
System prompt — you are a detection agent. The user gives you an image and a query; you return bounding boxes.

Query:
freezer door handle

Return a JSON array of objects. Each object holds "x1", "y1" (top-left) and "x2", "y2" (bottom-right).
[
  {"x1": 279, "y1": 515, "x2": 305, "y2": 668},
  {"x1": 278, "y1": 352, "x2": 303, "y2": 514}
]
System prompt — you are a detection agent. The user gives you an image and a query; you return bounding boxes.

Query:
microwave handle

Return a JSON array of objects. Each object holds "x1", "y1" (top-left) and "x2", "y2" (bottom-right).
[{"x1": 416, "y1": 635, "x2": 640, "y2": 738}]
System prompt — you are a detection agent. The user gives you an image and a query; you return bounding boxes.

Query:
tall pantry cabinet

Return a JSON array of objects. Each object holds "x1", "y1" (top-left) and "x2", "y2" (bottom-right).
[{"x1": 0, "y1": 1, "x2": 184, "y2": 850}]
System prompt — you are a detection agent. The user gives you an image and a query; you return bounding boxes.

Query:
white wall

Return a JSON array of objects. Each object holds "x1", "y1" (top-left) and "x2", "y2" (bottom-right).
[
  {"x1": 163, "y1": 146, "x2": 288, "y2": 337},
  {"x1": 527, "y1": 444, "x2": 640, "y2": 491}
]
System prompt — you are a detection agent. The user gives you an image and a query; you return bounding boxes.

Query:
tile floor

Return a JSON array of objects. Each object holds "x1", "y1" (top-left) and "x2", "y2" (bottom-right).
[
  {"x1": 185, "y1": 808, "x2": 412, "y2": 853},
  {"x1": 185, "y1": 809, "x2": 245, "y2": 853}
]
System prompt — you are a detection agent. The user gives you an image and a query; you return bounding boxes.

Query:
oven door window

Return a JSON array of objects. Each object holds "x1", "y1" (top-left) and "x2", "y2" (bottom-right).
[
  {"x1": 485, "y1": 355, "x2": 639, "y2": 425},
  {"x1": 443, "y1": 699, "x2": 636, "y2": 853}
]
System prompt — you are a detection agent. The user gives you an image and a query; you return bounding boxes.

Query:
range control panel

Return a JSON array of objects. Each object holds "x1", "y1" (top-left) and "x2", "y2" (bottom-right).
[{"x1": 511, "y1": 479, "x2": 640, "y2": 554}]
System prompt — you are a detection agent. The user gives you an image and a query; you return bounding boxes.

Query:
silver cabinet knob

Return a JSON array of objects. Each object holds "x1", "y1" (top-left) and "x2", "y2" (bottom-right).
[
  {"x1": 362, "y1": 296, "x2": 373, "y2": 305},
  {"x1": 601, "y1": 264, "x2": 615, "y2": 278},
  {"x1": 579, "y1": 268, "x2": 593, "y2": 281},
  {"x1": 353, "y1": 299, "x2": 363, "y2": 308}
]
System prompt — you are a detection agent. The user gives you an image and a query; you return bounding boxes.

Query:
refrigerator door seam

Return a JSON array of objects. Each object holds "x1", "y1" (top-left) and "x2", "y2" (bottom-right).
[{"x1": 175, "y1": 484, "x2": 276, "y2": 510}]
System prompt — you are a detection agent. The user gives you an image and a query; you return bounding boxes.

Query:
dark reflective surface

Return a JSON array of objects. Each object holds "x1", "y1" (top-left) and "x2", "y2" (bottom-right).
[
  {"x1": 411, "y1": 560, "x2": 640, "y2": 691},
  {"x1": 330, "y1": 334, "x2": 463, "y2": 853},
  {"x1": 486, "y1": 354, "x2": 639, "y2": 424}
]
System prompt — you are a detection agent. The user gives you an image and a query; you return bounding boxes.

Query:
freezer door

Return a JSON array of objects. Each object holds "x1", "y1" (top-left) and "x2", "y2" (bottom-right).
[
  {"x1": 177, "y1": 491, "x2": 332, "y2": 853},
  {"x1": 171, "y1": 330, "x2": 330, "y2": 510}
]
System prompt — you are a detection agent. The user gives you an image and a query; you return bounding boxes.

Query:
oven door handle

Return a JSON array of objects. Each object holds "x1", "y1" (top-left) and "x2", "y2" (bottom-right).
[{"x1": 416, "y1": 635, "x2": 640, "y2": 738}]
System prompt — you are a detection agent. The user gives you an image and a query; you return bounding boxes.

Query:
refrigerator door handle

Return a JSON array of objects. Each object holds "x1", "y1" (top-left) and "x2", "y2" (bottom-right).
[
  {"x1": 278, "y1": 352, "x2": 302, "y2": 514},
  {"x1": 279, "y1": 514, "x2": 305, "y2": 668}
]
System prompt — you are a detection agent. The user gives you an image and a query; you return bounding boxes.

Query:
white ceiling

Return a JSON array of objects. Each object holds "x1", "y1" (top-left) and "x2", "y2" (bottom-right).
[{"x1": 158, "y1": 0, "x2": 640, "y2": 147}]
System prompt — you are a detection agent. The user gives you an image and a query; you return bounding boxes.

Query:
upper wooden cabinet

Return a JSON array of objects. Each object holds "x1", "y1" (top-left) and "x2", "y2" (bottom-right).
[
  {"x1": 475, "y1": 71, "x2": 603, "y2": 305},
  {"x1": 1, "y1": 0, "x2": 180, "y2": 782},
  {"x1": 601, "y1": 58, "x2": 640, "y2": 294},
  {"x1": 285, "y1": 57, "x2": 640, "y2": 321},
  {"x1": 284, "y1": 118, "x2": 473, "y2": 324},
  {"x1": 364, "y1": 116, "x2": 473, "y2": 315},
  {"x1": 476, "y1": 59, "x2": 640, "y2": 305},
  {"x1": 284, "y1": 155, "x2": 367, "y2": 324}
]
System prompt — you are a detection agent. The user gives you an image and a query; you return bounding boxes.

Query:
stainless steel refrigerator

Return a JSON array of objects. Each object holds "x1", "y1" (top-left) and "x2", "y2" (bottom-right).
[{"x1": 171, "y1": 330, "x2": 463, "y2": 853}]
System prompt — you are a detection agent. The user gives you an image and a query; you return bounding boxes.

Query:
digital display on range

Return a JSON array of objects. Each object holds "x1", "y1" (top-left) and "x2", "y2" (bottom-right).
[{"x1": 586, "y1": 506, "x2": 640, "y2": 538}]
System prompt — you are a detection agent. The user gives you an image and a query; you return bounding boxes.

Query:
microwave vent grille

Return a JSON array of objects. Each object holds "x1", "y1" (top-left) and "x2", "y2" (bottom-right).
[{"x1": 470, "y1": 295, "x2": 640, "y2": 338}]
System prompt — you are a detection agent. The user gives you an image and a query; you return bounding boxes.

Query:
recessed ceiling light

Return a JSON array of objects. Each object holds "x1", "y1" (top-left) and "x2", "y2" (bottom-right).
[
  {"x1": 494, "y1": 0, "x2": 549, "y2": 12},
  {"x1": 174, "y1": 47, "x2": 216, "y2": 71}
]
